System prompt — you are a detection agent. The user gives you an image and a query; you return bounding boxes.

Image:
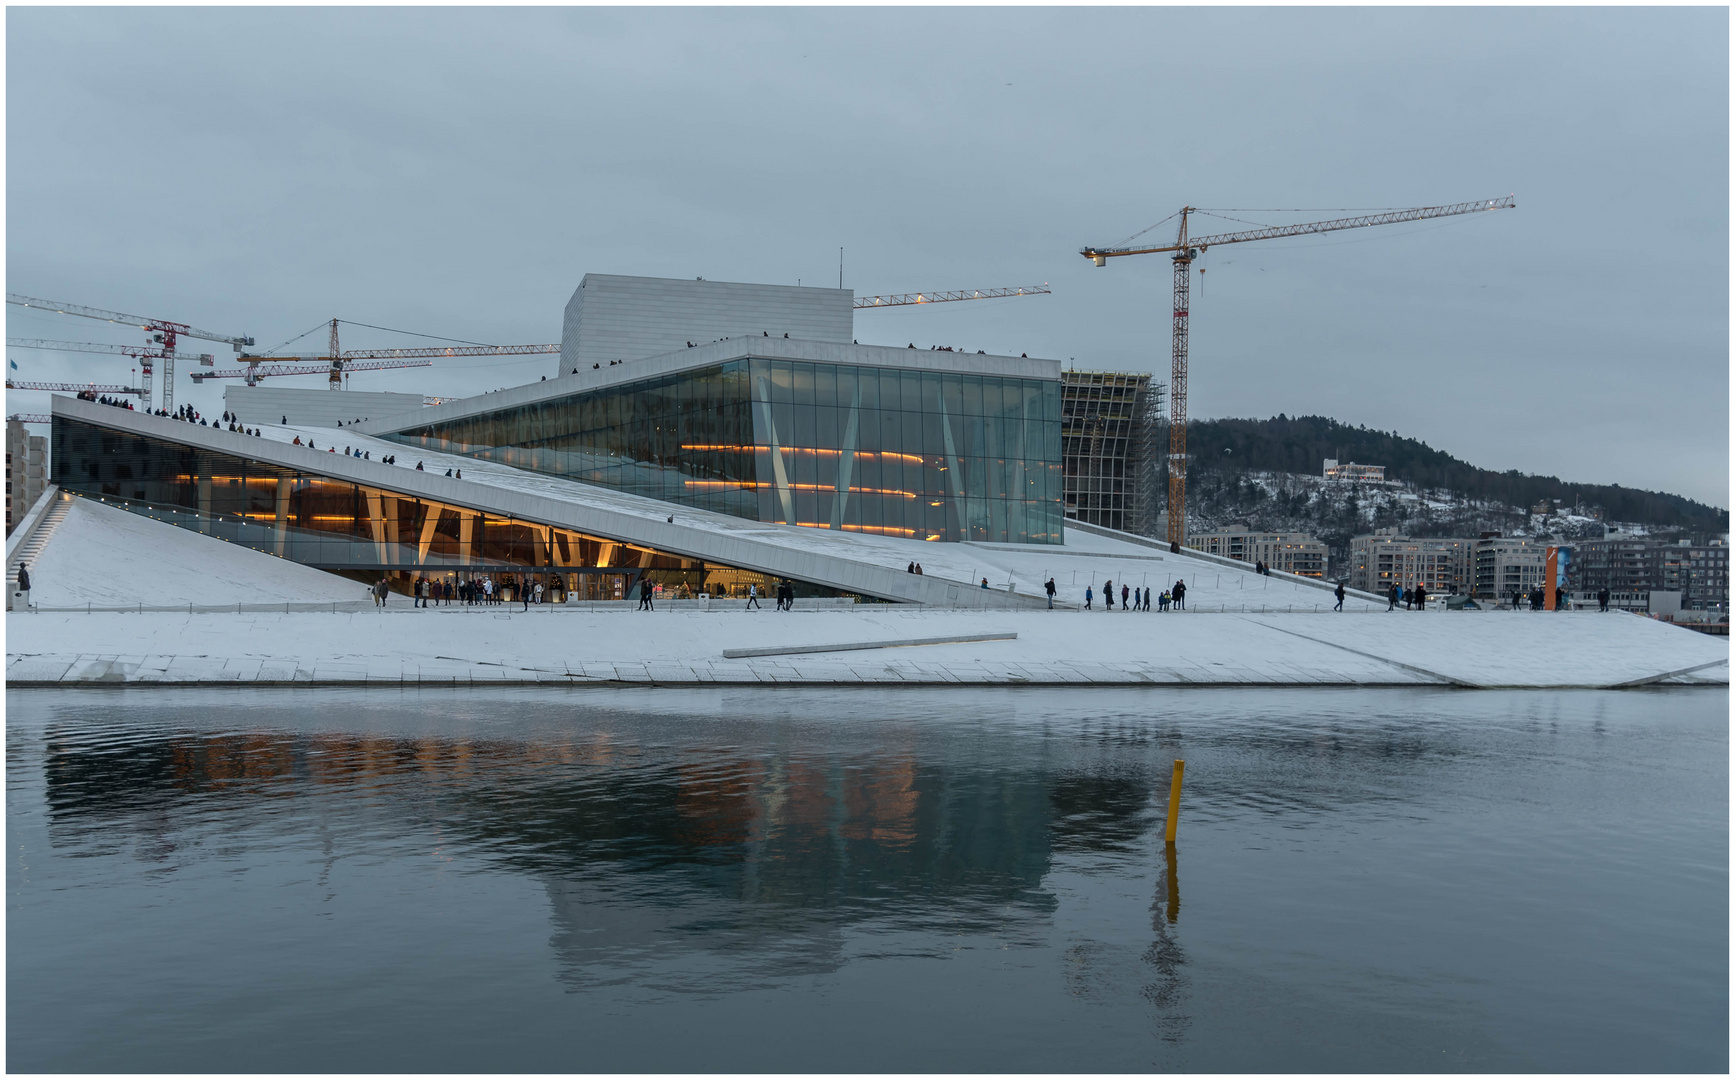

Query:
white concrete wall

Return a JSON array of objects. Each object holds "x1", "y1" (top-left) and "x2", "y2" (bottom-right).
[
  {"x1": 226, "y1": 386, "x2": 427, "y2": 429},
  {"x1": 559, "y1": 274, "x2": 853, "y2": 378}
]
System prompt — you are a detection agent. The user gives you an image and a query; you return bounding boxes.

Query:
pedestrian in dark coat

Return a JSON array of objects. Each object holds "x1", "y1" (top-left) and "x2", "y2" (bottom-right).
[
  {"x1": 1334, "y1": 581, "x2": 1345, "y2": 611},
  {"x1": 1598, "y1": 587, "x2": 1609, "y2": 612},
  {"x1": 1104, "y1": 580, "x2": 1113, "y2": 611},
  {"x1": 1172, "y1": 580, "x2": 1186, "y2": 610},
  {"x1": 1044, "y1": 578, "x2": 1056, "y2": 609},
  {"x1": 638, "y1": 578, "x2": 654, "y2": 610},
  {"x1": 1121, "y1": 583, "x2": 1130, "y2": 610},
  {"x1": 1388, "y1": 582, "x2": 1399, "y2": 611}
]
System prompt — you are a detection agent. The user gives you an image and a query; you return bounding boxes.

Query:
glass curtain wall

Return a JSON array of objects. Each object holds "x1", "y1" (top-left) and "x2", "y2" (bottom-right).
[
  {"x1": 50, "y1": 417, "x2": 835, "y2": 601},
  {"x1": 748, "y1": 359, "x2": 1061, "y2": 543},
  {"x1": 385, "y1": 358, "x2": 1064, "y2": 545},
  {"x1": 391, "y1": 363, "x2": 758, "y2": 518}
]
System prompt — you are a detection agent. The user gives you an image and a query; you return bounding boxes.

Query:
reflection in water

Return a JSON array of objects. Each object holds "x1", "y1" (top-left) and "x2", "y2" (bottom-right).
[
  {"x1": 16, "y1": 688, "x2": 1724, "y2": 1074},
  {"x1": 37, "y1": 720, "x2": 1152, "y2": 991},
  {"x1": 1144, "y1": 841, "x2": 1188, "y2": 1041}
]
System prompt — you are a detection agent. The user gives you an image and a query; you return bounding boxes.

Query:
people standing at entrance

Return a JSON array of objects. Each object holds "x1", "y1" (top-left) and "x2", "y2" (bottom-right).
[
  {"x1": 1172, "y1": 579, "x2": 1186, "y2": 610},
  {"x1": 747, "y1": 582, "x2": 761, "y2": 609},
  {"x1": 1334, "y1": 581, "x2": 1346, "y2": 611},
  {"x1": 638, "y1": 578, "x2": 654, "y2": 610},
  {"x1": 1045, "y1": 577, "x2": 1056, "y2": 609},
  {"x1": 534, "y1": 581, "x2": 544, "y2": 606}
]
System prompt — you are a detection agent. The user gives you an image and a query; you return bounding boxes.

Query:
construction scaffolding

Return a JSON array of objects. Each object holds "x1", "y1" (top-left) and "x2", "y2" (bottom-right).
[{"x1": 1060, "y1": 370, "x2": 1165, "y2": 537}]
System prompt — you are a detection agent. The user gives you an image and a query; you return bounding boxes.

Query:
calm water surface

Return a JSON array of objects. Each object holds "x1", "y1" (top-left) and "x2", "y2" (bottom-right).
[{"x1": 7, "y1": 686, "x2": 1727, "y2": 1072}]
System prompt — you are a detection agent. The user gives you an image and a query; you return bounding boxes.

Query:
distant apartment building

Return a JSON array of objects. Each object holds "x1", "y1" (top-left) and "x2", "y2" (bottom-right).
[
  {"x1": 1189, "y1": 525, "x2": 1327, "y2": 578},
  {"x1": 1323, "y1": 458, "x2": 1386, "y2": 482},
  {"x1": 6, "y1": 420, "x2": 47, "y2": 536},
  {"x1": 1061, "y1": 370, "x2": 1164, "y2": 536},
  {"x1": 1571, "y1": 533, "x2": 1728, "y2": 611},
  {"x1": 1475, "y1": 535, "x2": 1546, "y2": 599},
  {"x1": 1349, "y1": 529, "x2": 1474, "y2": 594}
]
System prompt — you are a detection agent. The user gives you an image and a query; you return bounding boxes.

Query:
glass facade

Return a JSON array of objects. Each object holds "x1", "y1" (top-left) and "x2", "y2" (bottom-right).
[
  {"x1": 52, "y1": 416, "x2": 852, "y2": 602},
  {"x1": 387, "y1": 357, "x2": 1064, "y2": 544}
]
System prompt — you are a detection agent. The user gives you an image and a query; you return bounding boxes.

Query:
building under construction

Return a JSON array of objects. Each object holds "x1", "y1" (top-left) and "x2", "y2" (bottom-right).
[{"x1": 1060, "y1": 370, "x2": 1164, "y2": 536}]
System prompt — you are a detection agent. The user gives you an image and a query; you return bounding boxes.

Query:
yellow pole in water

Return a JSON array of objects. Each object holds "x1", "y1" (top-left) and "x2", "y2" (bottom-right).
[{"x1": 1164, "y1": 759, "x2": 1185, "y2": 843}]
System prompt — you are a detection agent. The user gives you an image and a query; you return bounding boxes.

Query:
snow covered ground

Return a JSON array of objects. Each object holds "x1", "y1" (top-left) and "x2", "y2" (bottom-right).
[
  {"x1": 7, "y1": 605, "x2": 1725, "y2": 689},
  {"x1": 17, "y1": 496, "x2": 361, "y2": 609}
]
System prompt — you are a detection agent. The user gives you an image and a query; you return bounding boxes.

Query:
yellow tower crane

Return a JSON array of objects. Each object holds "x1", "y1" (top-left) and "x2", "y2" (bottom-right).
[{"x1": 1082, "y1": 196, "x2": 1516, "y2": 549}]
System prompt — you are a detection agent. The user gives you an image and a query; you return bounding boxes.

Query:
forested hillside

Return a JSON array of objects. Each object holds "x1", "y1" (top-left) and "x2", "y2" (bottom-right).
[{"x1": 1183, "y1": 415, "x2": 1727, "y2": 533}]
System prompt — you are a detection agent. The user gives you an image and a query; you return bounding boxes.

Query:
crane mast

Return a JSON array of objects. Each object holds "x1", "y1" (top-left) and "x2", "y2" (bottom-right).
[{"x1": 1082, "y1": 196, "x2": 1516, "y2": 548}]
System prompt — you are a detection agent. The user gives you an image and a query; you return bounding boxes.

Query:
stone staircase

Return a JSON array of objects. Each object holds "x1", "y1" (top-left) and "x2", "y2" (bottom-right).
[{"x1": 7, "y1": 490, "x2": 70, "y2": 604}]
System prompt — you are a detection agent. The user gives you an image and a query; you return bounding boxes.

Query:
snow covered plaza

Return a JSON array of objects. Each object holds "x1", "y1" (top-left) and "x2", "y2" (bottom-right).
[
  {"x1": 7, "y1": 274, "x2": 1726, "y2": 690},
  {"x1": 7, "y1": 402, "x2": 1725, "y2": 689}
]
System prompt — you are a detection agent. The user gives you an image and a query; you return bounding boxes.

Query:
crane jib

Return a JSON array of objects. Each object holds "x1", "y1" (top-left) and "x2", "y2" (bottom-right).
[{"x1": 1079, "y1": 191, "x2": 1516, "y2": 550}]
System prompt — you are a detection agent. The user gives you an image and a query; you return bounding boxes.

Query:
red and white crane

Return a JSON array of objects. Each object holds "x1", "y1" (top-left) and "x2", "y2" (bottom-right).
[
  {"x1": 1081, "y1": 197, "x2": 1517, "y2": 547},
  {"x1": 6, "y1": 293, "x2": 252, "y2": 411}
]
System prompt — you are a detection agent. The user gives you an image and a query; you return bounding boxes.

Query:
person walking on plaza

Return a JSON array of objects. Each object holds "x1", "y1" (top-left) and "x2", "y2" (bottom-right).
[
  {"x1": 1334, "y1": 580, "x2": 1345, "y2": 612},
  {"x1": 1045, "y1": 577, "x2": 1056, "y2": 609},
  {"x1": 1388, "y1": 582, "x2": 1399, "y2": 611},
  {"x1": 1159, "y1": 589, "x2": 1170, "y2": 612},
  {"x1": 1121, "y1": 583, "x2": 1130, "y2": 610},
  {"x1": 1084, "y1": 585, "x2": 1093, "y2": 610},
  {"x1": 1104, "y1": 579, "x2": 1113, "y2": 612},
  {"x1": 747, "y1": 582, "x2": 761, "y2": 609},
  {"x1": 15, "y1": 562, "x2": 30, "y2": 608},
  {"x1": 1414, "y1": 583, "x2": 1427, "y2": 610},
  {"x1": 1172, "y1": 579, "x2": 1186, "y2": 610},
  {"x1": 638, "y1": 578, "x2": 654, "y2": 611},
  {"x1": 1598, "y1": 586, "x2": 1609, "y2": 612},
  {"x1": 373, "y1": 577, "x2": 389, "y2": 609}
]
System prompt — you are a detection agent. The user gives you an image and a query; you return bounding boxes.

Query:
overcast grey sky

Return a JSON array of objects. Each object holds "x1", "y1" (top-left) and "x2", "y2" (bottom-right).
[{"x1": 7, "y1": 7, "x2": 1728, "y2": 506}]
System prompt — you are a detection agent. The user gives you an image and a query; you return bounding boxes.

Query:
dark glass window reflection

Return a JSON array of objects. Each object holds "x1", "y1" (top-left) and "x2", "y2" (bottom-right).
[{"x1": 385, "y1": 357, "x2": 1063, "y2": 544}]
